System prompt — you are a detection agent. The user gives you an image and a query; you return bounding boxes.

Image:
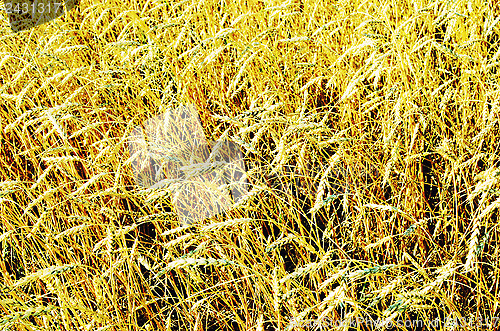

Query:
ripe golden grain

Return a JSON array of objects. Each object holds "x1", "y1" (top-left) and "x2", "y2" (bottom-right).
[{"x1": 1, "y1": 0, "x2": 500, "y2": 329}]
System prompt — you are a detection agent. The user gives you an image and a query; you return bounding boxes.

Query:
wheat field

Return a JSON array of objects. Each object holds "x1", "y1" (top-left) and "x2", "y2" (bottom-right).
[{"x1": 1, "y1": 0, "x2": 500, "y2": 330}]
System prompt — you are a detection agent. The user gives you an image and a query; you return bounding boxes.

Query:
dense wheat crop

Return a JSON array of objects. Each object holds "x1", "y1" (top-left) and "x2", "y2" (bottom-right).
[{"x1": 1, "y1": 0, "x2": 500, "y2": 329}]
